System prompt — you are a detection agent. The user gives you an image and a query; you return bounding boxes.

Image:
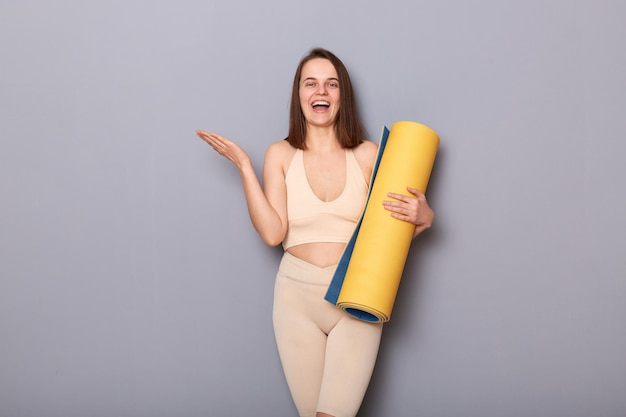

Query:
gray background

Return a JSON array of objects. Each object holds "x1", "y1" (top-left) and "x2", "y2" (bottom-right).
[{"x1": 1, "y1": 0, "x2": 624, "y2": 416}]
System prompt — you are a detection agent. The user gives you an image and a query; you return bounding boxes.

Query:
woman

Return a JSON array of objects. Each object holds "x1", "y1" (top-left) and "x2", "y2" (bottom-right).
[{"x1": 197, "y1": 48, "x2": 434, "y2": 417}]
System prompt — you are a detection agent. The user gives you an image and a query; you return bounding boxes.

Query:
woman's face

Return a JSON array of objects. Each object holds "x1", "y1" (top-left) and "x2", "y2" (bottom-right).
[{"x1": 298, "y1": 58, "x2": 340, "y2": 129}]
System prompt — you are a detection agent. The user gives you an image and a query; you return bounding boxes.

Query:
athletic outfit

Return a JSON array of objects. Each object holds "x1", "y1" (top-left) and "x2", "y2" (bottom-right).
[{"x1": 273, "y1": 148, "x2": 383, "y2": 417}]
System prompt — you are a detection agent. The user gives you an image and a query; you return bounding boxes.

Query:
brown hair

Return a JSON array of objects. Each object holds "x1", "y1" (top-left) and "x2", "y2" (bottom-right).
[{"x1": 286, "y1": 48, "x2": 367, "y2": 149}]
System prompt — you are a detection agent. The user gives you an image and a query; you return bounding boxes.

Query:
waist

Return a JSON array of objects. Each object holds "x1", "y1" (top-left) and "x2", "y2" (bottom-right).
[{"x1": 286, "y1": 242, "x2": 347, "y2": 268}]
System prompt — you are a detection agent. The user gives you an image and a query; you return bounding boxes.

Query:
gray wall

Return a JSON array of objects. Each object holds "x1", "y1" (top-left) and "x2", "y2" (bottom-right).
[{"x1": 1, "y1": 1, "x2": 624, "y2": 416}]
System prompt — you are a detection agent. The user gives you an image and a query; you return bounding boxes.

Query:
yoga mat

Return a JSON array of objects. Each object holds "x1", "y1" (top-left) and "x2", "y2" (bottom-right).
[{"x1": 325, "y1": 121, "x2": 439, "y2": 323}]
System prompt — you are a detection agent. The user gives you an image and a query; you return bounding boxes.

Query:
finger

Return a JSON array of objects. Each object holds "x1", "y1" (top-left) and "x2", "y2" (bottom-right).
[
  {"x1": 388, "y1": 210, "x2": 417, "y2": 223},
  {"x1": 197, "y1": 130, "x2": 223, "y2": 142},
  {"x1": 406, "y1": 186, "x2": 425, "y2": 198},
  {"x1": 386, "y1": 192, "x2": 411, "y2": 203},
  {"x1": 200, "y1": 135, "x2": 220, "y2": 149},
  {"x1": 210, "y1": 133, "x2": 234, "y2": 149},
  {"x1": 202, "y1": 133, "x2": 228, "y2": 149},
  {"x1": 197, "y1": 130, "x2": 217, "y2": 144},
  {"x1": 382, "y1": 199, "x2": 413, "y2": 213}
]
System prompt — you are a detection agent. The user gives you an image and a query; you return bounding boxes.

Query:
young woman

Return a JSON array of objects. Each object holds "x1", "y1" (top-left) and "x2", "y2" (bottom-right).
[{"x1": 197, "y1": 48, "x2": 434, "y2": 417}]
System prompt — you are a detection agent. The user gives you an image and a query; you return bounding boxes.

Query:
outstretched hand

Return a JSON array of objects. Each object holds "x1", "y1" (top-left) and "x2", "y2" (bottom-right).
[
  {"x1": 196, "y1": 130, "x2": 251, "y2": 169},
  {"x1": 383, "y1": 186, "x2": 434, "y2": 237}
]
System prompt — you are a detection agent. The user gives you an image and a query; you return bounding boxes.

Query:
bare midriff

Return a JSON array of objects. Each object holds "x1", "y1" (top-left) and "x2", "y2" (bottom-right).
[{"x1": 286, "y1": 242, "x2": 347, "y2": 268}]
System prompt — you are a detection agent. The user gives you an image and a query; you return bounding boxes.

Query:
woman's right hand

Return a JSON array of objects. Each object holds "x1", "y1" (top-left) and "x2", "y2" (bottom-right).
[
  {"x1": 195, "y1": 130, "x2": 288, "y2": 246},
  {"x1": 196, "y1": 130, "x2": 251, "y2": 169}
]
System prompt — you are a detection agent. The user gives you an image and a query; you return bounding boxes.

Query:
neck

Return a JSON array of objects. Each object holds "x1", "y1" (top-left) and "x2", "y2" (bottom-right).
[{"x1": 305, "y1": 125, "x2": 341, "y2": 152}]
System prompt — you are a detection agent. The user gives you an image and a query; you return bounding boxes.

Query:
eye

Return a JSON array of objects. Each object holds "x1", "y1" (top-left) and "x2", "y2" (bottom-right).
[
  {"x1": 328, "y1": 82, "x2": 339, "y2": 89},
  {"x1": 304, "y1": 81, "x2": 316, "y2": 87}
]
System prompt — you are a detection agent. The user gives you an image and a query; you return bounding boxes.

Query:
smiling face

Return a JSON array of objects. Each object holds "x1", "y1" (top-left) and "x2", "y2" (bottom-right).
[
  {"x1": 287, "y1": 48, "x2": 365, "y2": 150},
  {"x1": 298, "y1": 58, "x2": 340, "y2": 129}
]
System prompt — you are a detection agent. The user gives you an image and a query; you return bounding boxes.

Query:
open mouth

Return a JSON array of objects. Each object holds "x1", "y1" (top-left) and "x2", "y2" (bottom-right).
[{"x1": 312, "y1": 100, "x2": 330, "y2": 109}]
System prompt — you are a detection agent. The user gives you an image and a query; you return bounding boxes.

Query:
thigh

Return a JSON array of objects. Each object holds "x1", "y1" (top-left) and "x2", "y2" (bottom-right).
[
  {"x1": 273, "y1": 259, "x2": 329, "y2": 416},
  {"x1": 274, "y1": 312, "x2": 326, "y2": 417},
  {"x1": 317, "y1": 316, "x2": 383, "y2": 417}
]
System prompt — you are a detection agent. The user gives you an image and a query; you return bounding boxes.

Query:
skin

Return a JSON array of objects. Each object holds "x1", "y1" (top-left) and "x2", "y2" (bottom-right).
[{"x1": 197, "y1": 57, "x2": 434, "y2": 417}]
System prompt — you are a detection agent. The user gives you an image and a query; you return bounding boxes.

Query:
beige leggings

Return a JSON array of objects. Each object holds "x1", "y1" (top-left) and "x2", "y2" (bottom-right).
[{"x1": 273, "y1": 252, "x2": 383, "y2": 417}]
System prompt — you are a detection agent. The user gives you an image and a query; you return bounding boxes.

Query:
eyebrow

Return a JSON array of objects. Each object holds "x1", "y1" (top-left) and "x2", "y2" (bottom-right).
[{"x1": 302, "y1": 77, "x2": 340, "y2": 82}]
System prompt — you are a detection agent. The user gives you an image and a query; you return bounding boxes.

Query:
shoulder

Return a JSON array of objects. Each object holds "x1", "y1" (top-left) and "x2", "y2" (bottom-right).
[
  {"x1": 351, "y1": 140, "x2": 379, "y2": 181},
  {"x1": 266, "y1": 139, "x2": 297, "y2": 160},
  {"x1": 353, "y1": 139, "x2": 378, "y2": 156},
  {"x1": 352, "y1": 140, "x2": 378, "y2": 167},
  {"x1": 264, "y1": 139, "x2": 297, "y2": 173}
]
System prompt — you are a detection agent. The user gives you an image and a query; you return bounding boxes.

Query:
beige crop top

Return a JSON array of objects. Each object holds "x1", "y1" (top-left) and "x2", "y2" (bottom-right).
[{"x1": 282, "y1": 148, "x2": 368, "y2": 249}]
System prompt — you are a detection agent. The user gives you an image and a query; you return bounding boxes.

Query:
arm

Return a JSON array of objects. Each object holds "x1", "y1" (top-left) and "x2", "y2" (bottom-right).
[
  {"x1": 354, "y1": 141, "x2": 435, "y2": 239},
  {"x1": 196, "y1": 130, "x2": 288, "y2": 246}
]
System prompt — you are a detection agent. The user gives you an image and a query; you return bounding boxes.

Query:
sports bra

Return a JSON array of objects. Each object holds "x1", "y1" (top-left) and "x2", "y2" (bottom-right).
[{"x1": 282, "y1": 148, "x2": 368, "y2": 249}]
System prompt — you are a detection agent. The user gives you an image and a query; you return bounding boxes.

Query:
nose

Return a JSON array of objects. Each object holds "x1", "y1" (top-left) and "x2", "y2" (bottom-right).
[{"x1": 316, "y1": 83, "x2": 328, "y2": 95}]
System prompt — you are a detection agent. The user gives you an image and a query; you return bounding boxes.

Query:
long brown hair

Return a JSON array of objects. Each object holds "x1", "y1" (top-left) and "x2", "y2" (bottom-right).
[{"x1": 286, "y1": 48, "x2": 367, "y2": 149}]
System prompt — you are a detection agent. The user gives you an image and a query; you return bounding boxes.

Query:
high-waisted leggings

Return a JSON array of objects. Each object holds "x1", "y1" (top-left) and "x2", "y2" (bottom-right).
[{"x1": 273, "y1": 252, "x2": 383, "y2": 417}]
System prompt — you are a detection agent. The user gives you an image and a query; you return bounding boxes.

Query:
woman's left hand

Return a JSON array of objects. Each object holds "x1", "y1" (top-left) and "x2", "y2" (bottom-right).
[{"x1": 383, "y1": 186, "x2": 434, "y2": 237}]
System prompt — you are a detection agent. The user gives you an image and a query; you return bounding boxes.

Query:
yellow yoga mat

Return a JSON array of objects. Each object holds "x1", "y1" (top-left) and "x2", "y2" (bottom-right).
[{"x1": 325, "y1": 121, "x2": 439, "y2": 323}]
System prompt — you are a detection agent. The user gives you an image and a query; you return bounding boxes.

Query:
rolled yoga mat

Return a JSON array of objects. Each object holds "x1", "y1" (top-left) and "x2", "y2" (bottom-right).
[{"x1": 324, "y1": 121, "x2": 439, "y2": 323}]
